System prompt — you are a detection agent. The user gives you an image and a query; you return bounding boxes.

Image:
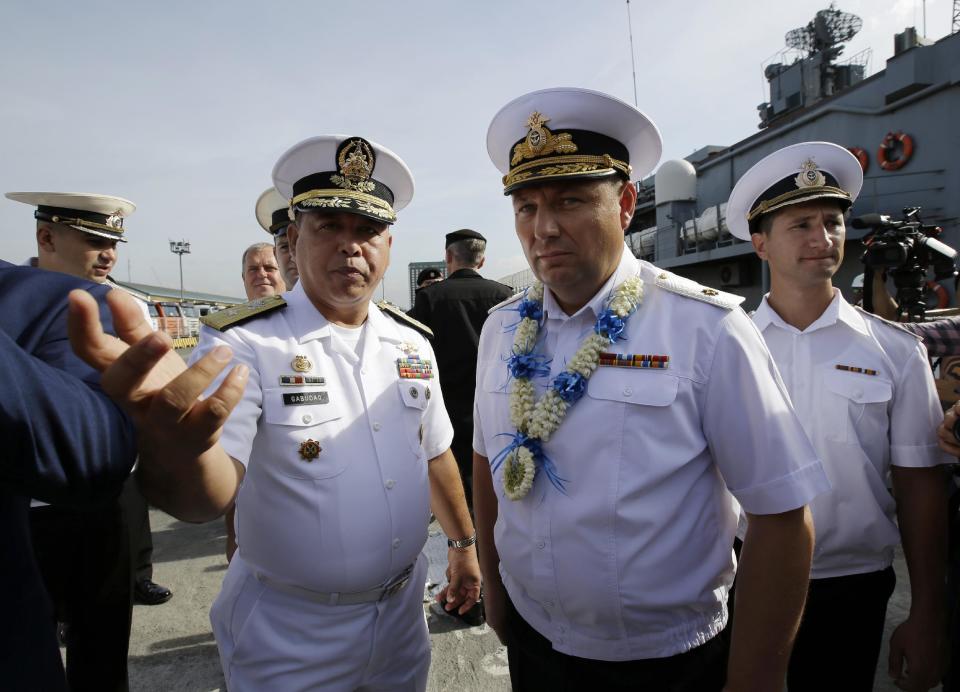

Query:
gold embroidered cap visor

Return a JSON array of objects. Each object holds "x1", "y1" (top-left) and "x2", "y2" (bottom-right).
[
  {"x1": 272, "y1": 135, "x2": 414, "y2": 226},
  {"x1": 487, "y1": 87, "x2": 662, "y2": 194},
  {"x1": 726, "y1": 141, "x2": 863, "y2": 241},
  {"x1": 5, "y1": 191, "x2": 135, "y2": 242},
  {"x1": 256, "y1": 187, "x2": 292, "y2": 235}
]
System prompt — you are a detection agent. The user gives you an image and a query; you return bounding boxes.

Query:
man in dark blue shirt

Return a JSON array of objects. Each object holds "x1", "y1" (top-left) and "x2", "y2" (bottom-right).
[{"x1": 0, "y1": 260, "x2": 137, "y2": 691}]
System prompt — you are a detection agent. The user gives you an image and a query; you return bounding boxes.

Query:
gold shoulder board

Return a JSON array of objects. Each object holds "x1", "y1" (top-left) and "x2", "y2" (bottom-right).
[
  {"x1": 376, "y1": 300, "x2": 434, "y2": 339},
  {"x1": 200, "y1": 295, "x2": 288, "y2": 332},
  {"x1": 487, "y1": 291, "x2": 524, "y2": 315},
  {"x1": 654, "y1": 271, "x2": 745, "y2": 310}
]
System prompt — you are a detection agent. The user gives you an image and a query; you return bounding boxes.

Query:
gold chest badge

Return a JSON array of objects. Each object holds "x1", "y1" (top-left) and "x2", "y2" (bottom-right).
[{"x1": 292, "y1": 355, "x2": 313, "y2": 373}]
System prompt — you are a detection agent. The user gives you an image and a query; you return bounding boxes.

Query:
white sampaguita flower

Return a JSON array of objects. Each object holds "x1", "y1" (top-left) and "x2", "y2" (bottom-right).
[{"x1": 501, "y1": 276, "x2": 644, "y2": 499}]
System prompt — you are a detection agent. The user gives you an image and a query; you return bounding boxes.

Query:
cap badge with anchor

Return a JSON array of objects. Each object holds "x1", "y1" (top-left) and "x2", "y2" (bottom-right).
[{"x1": 796, "y1": 158, "x2": 826, "y2": 188}]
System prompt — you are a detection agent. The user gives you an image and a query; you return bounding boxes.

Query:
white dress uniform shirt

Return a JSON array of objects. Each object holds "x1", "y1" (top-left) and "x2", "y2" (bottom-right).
[
  {"x1": 752, "y1": 290, "x2": 950, "y2": 579},
  {"x1": 191, "y1": 281, "x2": 453, "y2": 592},
  {"x1": 473, "y1": 247, "x2": 829, "y2": 662}
]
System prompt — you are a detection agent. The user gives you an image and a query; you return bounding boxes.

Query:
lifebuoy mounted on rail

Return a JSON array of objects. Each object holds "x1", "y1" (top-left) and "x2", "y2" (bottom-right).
[
  {"x1": 847, "y1": 146, "x2": 869, "y2": 173},
  {"x1": 877, "y1": 131, "x2": 914, "y2": 171},
  {"x1": 925, "y1": 280, "x2": 949, "y2": 309}
]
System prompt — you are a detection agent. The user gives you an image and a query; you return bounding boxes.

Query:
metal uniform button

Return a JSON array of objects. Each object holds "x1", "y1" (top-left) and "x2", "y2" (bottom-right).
[
  {"x1": 385, "y1": 479, "x2": 396, "y2": 489},
  {"x1": 373, "y1": 422, "x2": 382, "y2": 431},
  {"x1": 301, "y1": 414, "x2": 312, "y2": 424},
  {"x1": 409, "y1": 386, "x2": 419, "y2": 399},
  {"x1": 425, "y1": 386, "x2": 431, "y2": 400},
  {"x1": 392, "y1": 538, "x2": 401, "y2": 548},
  {"x1": 623, "y1": 387, "x2": 633, "y2": 397},
  {"x1": 361, "y1": 367, "x2": 367, "y2": 375},
  {"x1": 536, "y1": 540, "x2": 546, "y2": 550},
  {"x1": 544, "y1": 600, "x2": 554, "y2": 608}
]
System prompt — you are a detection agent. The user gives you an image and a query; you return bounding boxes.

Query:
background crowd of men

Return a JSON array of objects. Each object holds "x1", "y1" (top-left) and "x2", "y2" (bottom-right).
[{"x1": 2, "y1": 85, "x2": 959, "y2": 692}]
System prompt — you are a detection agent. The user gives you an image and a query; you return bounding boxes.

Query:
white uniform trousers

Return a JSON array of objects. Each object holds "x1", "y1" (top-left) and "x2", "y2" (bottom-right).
[{"x1": 211, "y1": 553, "x2": 430, "y2": 692}]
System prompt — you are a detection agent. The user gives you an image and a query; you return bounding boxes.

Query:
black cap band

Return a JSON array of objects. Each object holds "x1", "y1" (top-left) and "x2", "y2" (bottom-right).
[
  {"x1": 269, "y1": 208, "x2": 291, "y2": 234},
  {"x1": 747, "y1": 170, "x2": 852, "y2": 233}
]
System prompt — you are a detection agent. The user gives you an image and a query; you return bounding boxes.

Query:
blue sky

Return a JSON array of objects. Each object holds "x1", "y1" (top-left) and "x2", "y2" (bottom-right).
[{"x1": 0, "y1": 0, "x2": 951, "y2": 306}]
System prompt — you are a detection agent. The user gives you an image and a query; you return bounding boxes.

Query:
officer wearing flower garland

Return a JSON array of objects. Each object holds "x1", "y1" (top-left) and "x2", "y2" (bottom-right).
[
  {"x1": 728, "y1": 141, "x2": 950, "y2": 691},
  {"x1": 473, "y1": 88, "x2": 832, "y2": 691}
]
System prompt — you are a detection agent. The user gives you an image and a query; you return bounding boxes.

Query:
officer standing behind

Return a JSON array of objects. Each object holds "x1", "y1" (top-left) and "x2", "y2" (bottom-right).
[
  {"x1": 408, "y1": 228, "x2": 512, "y2": 508},
  {"x1": 415, "y1": 266, "x2": 443, "y2": 291},
  {"x1": 0, "y1": 261, "x2": 137, "y2": 692},
  {"x1": 727, "y1": 141, "x2": 950, "y2": 692},
  {"x1": 72, "y1": 135, "x2": 481, "y2": 690},
  {"x1": 240, "y1": 241, "x2": 286, "y2": 299},
  {"x1": 4, "y1": 192, "x2": 142, "y2": 691},
  {"x1": 474, "y1": 88, "x2": 831, "y2": 691},
  {"x1": 256, "y1": 187, "x2": 298, "y2": 288}
]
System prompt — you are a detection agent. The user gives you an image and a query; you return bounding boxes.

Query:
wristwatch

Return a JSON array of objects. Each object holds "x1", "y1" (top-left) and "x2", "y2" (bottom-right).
[{"x1": 447, "y1": 534, "x2": 477, "y2": 549}]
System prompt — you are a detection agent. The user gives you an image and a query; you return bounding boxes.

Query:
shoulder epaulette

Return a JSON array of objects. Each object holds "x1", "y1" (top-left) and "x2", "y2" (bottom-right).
[
  {"x1": 376, "y1": 300, "x2": 434, "y2": 339},
  {"x1": 654, "y1": 270, "x2": 745, "y2": 310},
  {"x1": 201, "y1": 295, "x2": 287, "y2": 332},
  {"x1": 487, "y1": 291, "x2": 524, "y2": 315},
  {"x1": 853, "y1": 305, "x2": 922, "y2": 340}
]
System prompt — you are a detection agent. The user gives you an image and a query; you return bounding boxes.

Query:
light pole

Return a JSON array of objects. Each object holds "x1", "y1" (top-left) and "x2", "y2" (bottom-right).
[{"x1": 169, "y1": 240, "x2": 191, "y2": 302}]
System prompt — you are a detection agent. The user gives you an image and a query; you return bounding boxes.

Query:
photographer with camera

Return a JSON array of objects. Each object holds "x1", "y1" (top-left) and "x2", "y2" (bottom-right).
[
  {"x1": 862, "y1": 220, "x2": 960, "y2": 692},
  {"x1": 728, "y1": 142, "x2": 952, "y2": 692}
]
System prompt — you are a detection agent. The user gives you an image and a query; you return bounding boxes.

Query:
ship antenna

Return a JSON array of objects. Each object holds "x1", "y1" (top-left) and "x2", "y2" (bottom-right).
[{"x1": 626, "y1": 0, "x2": 639, "y2": 107}]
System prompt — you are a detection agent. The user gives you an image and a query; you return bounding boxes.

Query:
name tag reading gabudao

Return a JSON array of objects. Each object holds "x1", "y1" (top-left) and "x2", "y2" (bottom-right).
[{"x1": 283, "y1": 391, "x2": 330, "y2": 406}]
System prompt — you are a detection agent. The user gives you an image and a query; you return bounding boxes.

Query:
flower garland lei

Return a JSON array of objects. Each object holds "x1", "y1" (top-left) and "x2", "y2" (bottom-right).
[{"x1": 492, "y1": 276, "x2": 644, "y2": 500}]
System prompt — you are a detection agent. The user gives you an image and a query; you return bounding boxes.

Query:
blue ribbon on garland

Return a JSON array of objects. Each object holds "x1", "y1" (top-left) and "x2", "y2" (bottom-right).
[
  {"x1": 491, "y1": 432, "x2": 568, "y2": 495},
  {"x1": 506, "y1": 351, "x2": 551, "y2": 380},
  {"x1": 503, "y1": 292, "x2": 544, "y2": 334},
  {"x1": 595, "y1": 308, "x2": 627, "y2": 343},
  {"x1": 552, "y1": 370, "x2": 587, "y2": 404}
]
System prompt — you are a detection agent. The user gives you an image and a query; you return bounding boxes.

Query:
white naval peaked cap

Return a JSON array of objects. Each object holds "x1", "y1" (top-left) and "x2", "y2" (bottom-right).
[
  {"x1": 255, "y1": 187, "x2": 291, "y2": 236},
  {"x1": 486, "y1": 87, "x2": 662, "y2": 194},
  {"x1": 5, "y1": 191, "x2": 135, "y2": 242},
  {"x1": 272, "y1": 135, "x2": 414, "y2": 225},
  {"x1": 726, "y1": 141, "x2": 863, "y2": 241}
]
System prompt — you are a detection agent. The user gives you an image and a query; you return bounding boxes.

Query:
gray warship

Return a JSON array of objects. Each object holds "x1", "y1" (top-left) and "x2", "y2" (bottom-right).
[{"x1": 622, "y1": 5, "x2": 960, "y2": 309}]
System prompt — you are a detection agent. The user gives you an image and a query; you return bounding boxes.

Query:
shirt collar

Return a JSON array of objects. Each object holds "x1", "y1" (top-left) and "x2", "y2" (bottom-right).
[
  {"x1": 288, "y1": 280, "x2": 406, "y2": 351},
  {"x1": 542, "y1": 244, "x2": 640, "y2": 322},
  {"x1": 754, "y1": 287, "x2": 868, "y2": 336}
]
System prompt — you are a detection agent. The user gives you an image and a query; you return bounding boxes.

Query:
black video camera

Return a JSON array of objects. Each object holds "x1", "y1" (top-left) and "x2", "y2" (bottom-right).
[{"x1": 854, "y1": 207, "x2": 957, "y2": 320}]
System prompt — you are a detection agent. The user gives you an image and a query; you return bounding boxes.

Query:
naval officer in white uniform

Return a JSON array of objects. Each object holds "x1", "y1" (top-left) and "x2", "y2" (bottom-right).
[
  {"x1": 67, "y1": 135, "x2": 481, "y2": 692},
  {"x1": 473, "y1": 88, "x2": 832, "y2": 691},
  {"x1": 728, "y1": 142, "x2": 950, "y2": 692}
]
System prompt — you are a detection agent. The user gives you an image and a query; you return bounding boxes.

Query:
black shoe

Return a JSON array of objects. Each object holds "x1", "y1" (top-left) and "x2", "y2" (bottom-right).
[
  {"x1": 134, "y1": 578, "x2": 173, "y2": 605},
  {"x1": 449, "y1": 599, "x2": 485, "y2": 627}
]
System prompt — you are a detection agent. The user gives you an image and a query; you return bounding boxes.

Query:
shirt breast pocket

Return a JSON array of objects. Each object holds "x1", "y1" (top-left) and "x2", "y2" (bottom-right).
[
  {"x1": 262, "y1": 387, "x2": 346, "y2": 479},
  {"x1": 397, "y1": 380, "x2": 430, "y2": 458},
  {"x1": 586, "y1": 368, "x2": 681, "y2": 456},
  {"x1": 821, "y1": 369, "x2": 892, "y2": 444},
  {"x1": 587, "y1": 368, "x2": 680, "y2": 407}
]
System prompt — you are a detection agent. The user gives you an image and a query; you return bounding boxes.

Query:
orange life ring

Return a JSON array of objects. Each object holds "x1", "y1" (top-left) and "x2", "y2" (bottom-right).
[
  {"x1": 878, "y1": 131, "x2": 914, "y2": 171},
  {"x1": 847, "y1": 146, "x2": 869, "y2": 173},
  {"x1": 925, "y1": 280, "x2": 949, "y2": 309}
]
